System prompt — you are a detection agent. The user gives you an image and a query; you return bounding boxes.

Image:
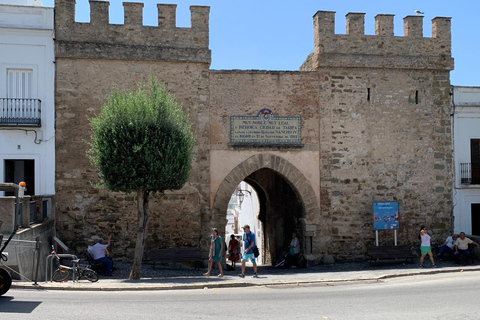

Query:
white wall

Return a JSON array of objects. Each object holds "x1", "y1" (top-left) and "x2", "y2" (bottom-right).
[
  {"x1": 0, "y1": 0, "x2": 43, "y2": 6},
  {"x1": 236, "y1": 182, "x2": 262, "y2": 262},
  {"x1": 452, "y1": 86, "x2": 480, "y2": 234},
  {"x1": 0, "y1": 4, "x2": 54, "y2": 195}
]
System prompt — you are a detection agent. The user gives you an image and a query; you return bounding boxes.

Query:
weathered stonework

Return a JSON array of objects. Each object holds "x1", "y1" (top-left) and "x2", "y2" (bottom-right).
[{"x1": 54, "y1": 1, "x2": 453, "y2": 264}]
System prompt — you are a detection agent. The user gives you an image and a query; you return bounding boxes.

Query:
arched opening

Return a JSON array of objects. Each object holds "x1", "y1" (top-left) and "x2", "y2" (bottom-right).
[
  {"x1": 214, "y1": 154, "x2": 318, "y2": 267},
  {"x1": 246, "y1": 168, "x2": 304, "y2": 266},
  {"x1": 225, "y1": 181, "x2": 263, "y2": 265}
]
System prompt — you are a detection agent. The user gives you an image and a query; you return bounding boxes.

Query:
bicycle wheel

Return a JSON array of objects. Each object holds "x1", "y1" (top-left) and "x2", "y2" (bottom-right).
[
  {"x1": 0, "y1": 268, "x2": 12, "y2": 296},
  {"x1": 52, "y1": 268, "x2": 70, "y2": 282},
  {"x1": 82, "y1": 268, "x2": 98, "y2": 282}
]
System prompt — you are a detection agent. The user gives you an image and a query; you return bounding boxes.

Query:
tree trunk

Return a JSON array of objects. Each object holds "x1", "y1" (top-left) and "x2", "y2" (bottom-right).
[{"x1": 129, "y1": 189, "x2": 150, "y2": 279}]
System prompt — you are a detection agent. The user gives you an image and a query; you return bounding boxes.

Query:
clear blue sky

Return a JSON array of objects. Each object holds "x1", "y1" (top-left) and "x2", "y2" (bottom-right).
[{"x1": 44, "y1": 0, "x2": 480, "y2": 86}]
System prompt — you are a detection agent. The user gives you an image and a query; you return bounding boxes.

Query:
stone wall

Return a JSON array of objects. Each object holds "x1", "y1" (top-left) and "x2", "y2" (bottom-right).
[
  {"x1": 55, "y1": 58, "x2": 210, "y2": 257},
  {"x1": 0, "y1": 197, "x2": 15, "y2": 233},
  {"x1": 54, "y1": 0, "x2": 212, "y2": 257},
  {"x1": 54, "y1": 4, "x2": 454, "y2": 264},
  {"x1": 317, "y1": 68, "x2": 452, "y2": 259},
  {"x1": 302, "y1": 12, "x2": 453, "y2": 260}
]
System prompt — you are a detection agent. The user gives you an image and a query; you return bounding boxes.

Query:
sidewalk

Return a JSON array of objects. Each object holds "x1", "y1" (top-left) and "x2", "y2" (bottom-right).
[{"x1": 11, "y1": 262, "x2": 480, "y2": 291}]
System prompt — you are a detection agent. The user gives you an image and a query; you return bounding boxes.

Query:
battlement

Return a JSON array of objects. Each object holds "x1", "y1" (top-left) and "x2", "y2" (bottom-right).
[
  {"x1": 55, "y1": 0, "x2": 210, "y2": 64},
  {"x1": 303, "y1": 11, "x2": 453, "y2": 71}
]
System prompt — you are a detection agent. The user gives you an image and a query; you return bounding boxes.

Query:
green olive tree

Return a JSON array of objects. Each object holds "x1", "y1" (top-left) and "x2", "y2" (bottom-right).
[{"x1": 88, "y1": 76, "x2": 195, "y2": 279}]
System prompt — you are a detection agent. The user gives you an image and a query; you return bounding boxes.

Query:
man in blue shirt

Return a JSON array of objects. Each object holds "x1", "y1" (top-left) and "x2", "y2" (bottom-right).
[{"x1": 239, "y1": 224, "x2": 258, "y2": 278}]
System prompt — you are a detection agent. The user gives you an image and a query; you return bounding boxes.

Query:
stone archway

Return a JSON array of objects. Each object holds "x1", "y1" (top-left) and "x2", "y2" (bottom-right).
[{"x1": 212, "y1": 153, "x2": 320, "y2": 265}]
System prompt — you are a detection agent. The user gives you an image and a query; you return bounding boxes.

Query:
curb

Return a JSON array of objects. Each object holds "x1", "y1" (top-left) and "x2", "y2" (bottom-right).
[{"x1": 11, "y1": 266, "x2": 480, "y2": 292}]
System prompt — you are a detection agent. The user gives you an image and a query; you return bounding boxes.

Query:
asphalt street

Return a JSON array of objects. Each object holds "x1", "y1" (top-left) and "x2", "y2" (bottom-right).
[{"x1": 2, "y1": 271, "x2": 480, "y2": 319}]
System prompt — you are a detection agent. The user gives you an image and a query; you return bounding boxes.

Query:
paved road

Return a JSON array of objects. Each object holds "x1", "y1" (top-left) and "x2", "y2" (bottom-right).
[{"x1": 2, "y1": 272, "x2": 480, "y2": 319}]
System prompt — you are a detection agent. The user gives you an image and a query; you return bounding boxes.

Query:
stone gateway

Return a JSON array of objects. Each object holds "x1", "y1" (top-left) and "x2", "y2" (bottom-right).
[{"x1": 54, "y1": 0, "x2": 453, "y2": 266}]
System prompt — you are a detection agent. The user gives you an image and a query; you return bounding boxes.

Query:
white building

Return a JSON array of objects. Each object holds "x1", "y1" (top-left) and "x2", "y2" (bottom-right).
[
  {"x1": 452, "y1": 86, "x2": 480, "y2": 236},
  {"x1": 0, "y1": 0, "x2": 55, "y2": 197}
]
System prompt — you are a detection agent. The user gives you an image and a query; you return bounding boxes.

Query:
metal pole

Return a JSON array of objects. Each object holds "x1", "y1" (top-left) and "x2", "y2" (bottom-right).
[
  {"x1": 375, "y1": 230, "x2": 379, "y2": 246},
  {"x1": 394, "y1": 230, "x2": 397, "y2": 246},
  {"x1": 34, "y1": 237, "x2": 40, "y2": 285}
]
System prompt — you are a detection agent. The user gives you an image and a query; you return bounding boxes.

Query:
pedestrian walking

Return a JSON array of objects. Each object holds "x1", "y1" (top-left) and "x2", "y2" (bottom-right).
[
  {"x1": 239, "y1": 224, "x2": 258, "y2": 278},
  {"x1": 204, "y1": 228, "x2": 224, "y2": 277},
  {"x1": 419, "y1": 226, "x2": 438, "y2": 268},
  {"x1": 228, "y1": 234, "x2": 240, "y2": 269}
]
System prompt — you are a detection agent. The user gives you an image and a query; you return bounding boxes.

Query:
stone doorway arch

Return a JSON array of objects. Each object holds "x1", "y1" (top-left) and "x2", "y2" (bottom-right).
[{"x1": 212, "y1": 153, "x2": 320, "y2": 265}]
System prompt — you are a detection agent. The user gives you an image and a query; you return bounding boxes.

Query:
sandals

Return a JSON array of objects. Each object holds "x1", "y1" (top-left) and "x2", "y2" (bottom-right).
[
  {"x1": 203, "y1": 273, "x2": 210, "y2": 276},
  {"x1": 217, "y1": 274, "x2": 223, "y2": 277}
]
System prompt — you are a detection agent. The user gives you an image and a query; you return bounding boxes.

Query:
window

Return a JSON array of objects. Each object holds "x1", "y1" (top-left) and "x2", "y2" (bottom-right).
[
  {"x1": 1, "y1": 69, "x2": 40, "y2": 125},
  {"x1": 7, "y1": 69, "x2": 32, "y2": 98},
  {"x1": 4, "y1": 160, "x2": 35, "y2": 196}
]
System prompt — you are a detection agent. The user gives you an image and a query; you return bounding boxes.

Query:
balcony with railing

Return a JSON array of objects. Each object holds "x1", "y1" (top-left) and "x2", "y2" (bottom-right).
[
  {"x1": 0, "y1": 98, "x2": 41, "y2": 126},
  {"x1": 460, "y1": 162, "x2": 480, "y2": 185}
]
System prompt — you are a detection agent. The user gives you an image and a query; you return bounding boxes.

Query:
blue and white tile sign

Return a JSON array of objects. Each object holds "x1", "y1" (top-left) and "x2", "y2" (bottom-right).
[
  {"x1": 230, "y1": 109, "x2": 302, "y2": 145},
  {"x1": 373, "y1": 202, "x2": 399, "y2": 230}
]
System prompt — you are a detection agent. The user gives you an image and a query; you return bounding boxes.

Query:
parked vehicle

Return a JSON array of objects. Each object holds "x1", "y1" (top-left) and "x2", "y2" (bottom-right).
[
  {"x1": 0, "y1": 182, "x2": 28, "y2": 296},
  {"x1": 0, "y1": 234, "x2": 13, "y2": 296}
]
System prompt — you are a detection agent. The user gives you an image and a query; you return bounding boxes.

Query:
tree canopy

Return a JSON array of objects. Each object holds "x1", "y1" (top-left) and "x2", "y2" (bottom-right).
[{"x1": 88, "y1": 76, "x2": 195, "y2": 193}]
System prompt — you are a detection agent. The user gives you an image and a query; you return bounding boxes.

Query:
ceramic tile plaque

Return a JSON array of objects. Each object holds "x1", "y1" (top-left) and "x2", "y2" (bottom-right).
[{"x1": 230, "y1": 109, "x2": 301, "y2": 145}]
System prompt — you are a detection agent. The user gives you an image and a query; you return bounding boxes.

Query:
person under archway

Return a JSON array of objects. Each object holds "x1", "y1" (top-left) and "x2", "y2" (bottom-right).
[
  {"x1": 239, "y1": 224, "x2": 258, "y2": 278},
  {"x1": 228, "y1": 234, "x2": 240, "y2": 269},
  {"x1": 284, "y1": 233, "x2": 301, "y2": 268}
]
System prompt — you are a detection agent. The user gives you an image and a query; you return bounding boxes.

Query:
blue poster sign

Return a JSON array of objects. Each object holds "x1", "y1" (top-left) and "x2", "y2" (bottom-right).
[{"x1": 373, "y1": 202, "x2": 399, "y2": 230}]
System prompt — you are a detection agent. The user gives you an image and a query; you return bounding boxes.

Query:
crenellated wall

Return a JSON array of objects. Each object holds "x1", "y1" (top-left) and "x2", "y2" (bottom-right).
[
  {"x1": 54, "y1": 0, "x2": 210, "y2": 63},
  {"x1": 54, "y1": 1, "x2": 212, "y2": 258},
  {"x1": 301, "y1": 11, "x2": 453, "y2": 70},
  {"x1": 54, "y1": 6, "x2": 454, "y2": 264}
]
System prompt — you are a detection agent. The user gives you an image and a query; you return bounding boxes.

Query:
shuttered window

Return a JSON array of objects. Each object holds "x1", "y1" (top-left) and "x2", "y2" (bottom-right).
[{"x1": 7, "y1": 69, "x2": 32, "y2": 98}]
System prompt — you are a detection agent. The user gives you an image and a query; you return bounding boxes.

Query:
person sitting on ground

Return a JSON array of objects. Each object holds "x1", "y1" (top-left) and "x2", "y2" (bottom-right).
[
  {"x1": 91, "y1": 235, "x2": 113, "y2": 276},
  {"x1": 454, "y1": 232, "x2": 480, "y2": 263},
  {"x1": 438, "y1": 234, "x2": 457, "y2": 259}
]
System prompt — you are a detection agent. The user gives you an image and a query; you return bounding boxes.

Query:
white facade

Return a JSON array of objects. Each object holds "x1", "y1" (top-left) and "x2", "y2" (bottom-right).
[
  {"x1": 452, "y1": 86, "x2": 480, "y2": 235},
  {"x1": 0, "y1": 1, "x2": 54, "y2": 196}
]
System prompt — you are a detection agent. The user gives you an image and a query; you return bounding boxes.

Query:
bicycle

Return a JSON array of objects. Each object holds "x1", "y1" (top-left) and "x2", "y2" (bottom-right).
[{"x1": 51, "y1": 247, "x2": 99, "y2": 282}]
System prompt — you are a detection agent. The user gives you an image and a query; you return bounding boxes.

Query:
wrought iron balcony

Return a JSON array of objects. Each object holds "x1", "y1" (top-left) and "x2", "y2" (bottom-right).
[
  {"x1": 0, "y1": 98, "x2": 41, "y2": 126},
  {"x1": 460, "y1": 162, "x2": 480, "y2": 185}
]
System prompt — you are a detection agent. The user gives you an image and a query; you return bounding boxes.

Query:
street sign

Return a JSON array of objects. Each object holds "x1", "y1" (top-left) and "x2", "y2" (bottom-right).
[{"x1": 373, "y1": 202, "x2": 399, "y2": 230}]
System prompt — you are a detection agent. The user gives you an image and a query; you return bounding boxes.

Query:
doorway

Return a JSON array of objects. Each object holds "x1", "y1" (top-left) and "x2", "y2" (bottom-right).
[
  {"x1": 472, "y1": 203, "x2": 480, "y2": 236},
  {"x1": 4, "y1": 159, "x2": 35, "y2": 196},
  {"x1": 245, "y1": 168, "x2": 304, "y2": 266}
]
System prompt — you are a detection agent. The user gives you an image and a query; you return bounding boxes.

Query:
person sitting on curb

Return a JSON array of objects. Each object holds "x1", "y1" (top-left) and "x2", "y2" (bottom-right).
[
  {"x1": 91, "y1": 235, "x2": 113, "y2": 276},
  {"x1": 438, "y1": 233, "x2": 458, "y2": 259},
  {"x1": 454, "y1": 232, "x2": 480, "y2": 263}
]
